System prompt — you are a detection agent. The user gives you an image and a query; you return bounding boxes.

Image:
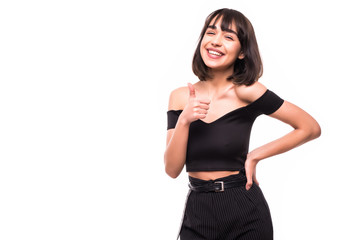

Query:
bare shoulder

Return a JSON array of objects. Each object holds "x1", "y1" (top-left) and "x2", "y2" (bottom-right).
[
  {"x1": 168, "y1": 85, "x2": 189, "y2": 110},
  {"x1": 234, "y1": 81, "x2": 268, "y2": 103}
]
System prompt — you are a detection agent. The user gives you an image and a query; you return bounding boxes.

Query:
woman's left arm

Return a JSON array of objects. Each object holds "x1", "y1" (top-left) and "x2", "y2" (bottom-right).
[{"x1": 245, "y1": 100, "x2": 321, "y2": 190}]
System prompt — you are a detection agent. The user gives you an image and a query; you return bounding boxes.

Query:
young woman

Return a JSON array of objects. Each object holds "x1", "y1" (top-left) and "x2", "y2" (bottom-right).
[{"x1": 164, "y1": 8, "x2": 321, "y2": 240}]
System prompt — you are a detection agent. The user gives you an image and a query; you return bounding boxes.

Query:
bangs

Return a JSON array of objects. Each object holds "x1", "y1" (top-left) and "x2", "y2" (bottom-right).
[
  {"x1": 211, "y1": 11, "x2": 237, "y2": 33},
  {"x1": 206, "y1": 9, "x2": 245, "y2": 39}
]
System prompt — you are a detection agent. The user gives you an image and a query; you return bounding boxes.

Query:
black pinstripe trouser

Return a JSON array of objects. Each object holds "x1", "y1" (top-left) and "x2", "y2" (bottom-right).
[{"x1": 177, "y1": 168, "x2": 273, "y2": 240}]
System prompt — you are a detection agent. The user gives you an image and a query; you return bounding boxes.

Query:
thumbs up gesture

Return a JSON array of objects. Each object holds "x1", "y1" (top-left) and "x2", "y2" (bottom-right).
[{"x1": 180, "y1": 83, "x2": 211, "y2": 125}]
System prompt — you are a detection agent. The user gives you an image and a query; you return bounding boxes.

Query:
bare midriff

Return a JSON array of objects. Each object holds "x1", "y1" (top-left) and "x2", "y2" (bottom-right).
[{"x1": 188, "y1": 170, "x2": 240, "y2": 180}]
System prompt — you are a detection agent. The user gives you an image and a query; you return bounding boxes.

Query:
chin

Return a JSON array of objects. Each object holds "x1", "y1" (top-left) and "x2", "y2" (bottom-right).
[
  {"x1": 202, "y1": 59, "x2": 223, "y2": 68},
  {"x1": 204, "y1": 62, "x2": 231, "y2": 71}
]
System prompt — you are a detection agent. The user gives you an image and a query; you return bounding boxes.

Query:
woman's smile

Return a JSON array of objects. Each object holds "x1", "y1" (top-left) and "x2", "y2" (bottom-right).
[{"x1": 207, "y1": 48, "x2": 225, "y2": 58}]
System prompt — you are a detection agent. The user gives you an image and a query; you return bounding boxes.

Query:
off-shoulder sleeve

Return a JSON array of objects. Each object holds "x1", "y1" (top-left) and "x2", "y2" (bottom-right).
[
  {"x1": 248, "y1": 89, "x2": 284, "y2": 116},
  {"x1": 167, "y1": 110, "x2": 183, "y2": 130}
]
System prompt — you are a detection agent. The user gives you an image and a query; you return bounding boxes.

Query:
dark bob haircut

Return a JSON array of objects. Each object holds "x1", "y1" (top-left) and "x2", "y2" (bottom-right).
[{"x1": 192, "y1": 8, "x2": 263, "y2": 86}]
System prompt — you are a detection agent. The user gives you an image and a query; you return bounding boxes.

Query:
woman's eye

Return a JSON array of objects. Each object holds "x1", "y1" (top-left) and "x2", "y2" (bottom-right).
[
  {"x1": 206, "y1": 31, "x2": 215, "y2": 35},
  {"x1": 225, "y1": 35, "x2": 234, "y2": 40}
]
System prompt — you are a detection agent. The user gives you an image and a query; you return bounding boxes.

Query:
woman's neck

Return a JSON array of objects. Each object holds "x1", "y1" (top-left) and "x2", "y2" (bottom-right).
[
  {"x1": 205, "y1": 69, "x2": 233, "y2": 89},
  {"x1": 206, "y1": 67, "x2": 234, "y2": 87}
]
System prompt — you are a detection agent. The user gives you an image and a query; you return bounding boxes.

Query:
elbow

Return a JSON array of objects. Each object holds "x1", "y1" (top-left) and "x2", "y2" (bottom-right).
[
  {"x1": 164, "y1": 154, "x2": 181, "y2": 179},
  {"x1": 304, "y1": 121, "x2": 321, "y2": 141},
  {"x1": 296, "y1": 121, "x2": 321, "y2": 143},
  {"x1": 165, "y1": 165, "x2": 181, "y2": 179},
  {"x1": 166, "y1": 169, "x2": 180, "y2": 179},
  {"x1": 310, "y1": 121, "x2": 322, "y2": 140}
]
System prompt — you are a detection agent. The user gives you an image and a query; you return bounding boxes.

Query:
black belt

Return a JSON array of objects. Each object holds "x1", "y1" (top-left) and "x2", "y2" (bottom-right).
[{"x1": 188, "y1": 179, "x2": 245, "y2": 192}]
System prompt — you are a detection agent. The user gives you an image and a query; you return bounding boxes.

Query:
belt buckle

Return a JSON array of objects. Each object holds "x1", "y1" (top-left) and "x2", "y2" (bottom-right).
[{"x1": 214, "y1": 181, "x2": 224, "y2": 192}]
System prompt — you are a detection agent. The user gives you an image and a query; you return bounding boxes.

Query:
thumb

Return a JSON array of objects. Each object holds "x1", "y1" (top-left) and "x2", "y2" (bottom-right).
[
  {"x1": 245, "y1": 168, "x2": 253, "y2": 191},
  {"x1": 187, "y1": 83, "x2": 196, "y2": 98}
]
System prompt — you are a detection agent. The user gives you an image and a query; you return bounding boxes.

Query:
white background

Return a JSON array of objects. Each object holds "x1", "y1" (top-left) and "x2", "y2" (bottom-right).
[{"x1": 1, "y1": 0, "x2": 359, "y2": 239}]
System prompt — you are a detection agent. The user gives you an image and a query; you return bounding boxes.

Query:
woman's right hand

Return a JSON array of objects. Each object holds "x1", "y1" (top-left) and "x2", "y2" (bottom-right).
[{"x1": 178, "y1": 83, "x2": 211, "y2": 125}]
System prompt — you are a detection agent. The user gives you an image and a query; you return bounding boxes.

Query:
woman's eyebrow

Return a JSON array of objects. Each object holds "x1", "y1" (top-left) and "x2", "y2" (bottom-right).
[{"x1": 207, "y1": 25, "x2": 237, "y2": 35}]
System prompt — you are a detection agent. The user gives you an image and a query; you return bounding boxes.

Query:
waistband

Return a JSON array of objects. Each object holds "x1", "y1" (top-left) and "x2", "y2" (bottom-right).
[{"x1": 188, "y1": 168, "x2": 247, "y2": 192}]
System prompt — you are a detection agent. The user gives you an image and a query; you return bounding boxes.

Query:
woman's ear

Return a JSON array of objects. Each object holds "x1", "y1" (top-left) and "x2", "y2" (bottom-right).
[{"x1": 238, "y1": 52, "x2": 245, "y2": 59}]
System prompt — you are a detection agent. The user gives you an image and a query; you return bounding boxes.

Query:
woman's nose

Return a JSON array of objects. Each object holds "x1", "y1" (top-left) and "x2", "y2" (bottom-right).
[{"x1": 211, "y1": 34, "x2": 222, "y2": 47}]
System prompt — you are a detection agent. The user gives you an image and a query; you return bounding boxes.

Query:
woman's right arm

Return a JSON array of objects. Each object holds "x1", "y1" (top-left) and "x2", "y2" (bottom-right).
[{"x1": 164, "y1": 83, "x2": 210, "y2": 178}]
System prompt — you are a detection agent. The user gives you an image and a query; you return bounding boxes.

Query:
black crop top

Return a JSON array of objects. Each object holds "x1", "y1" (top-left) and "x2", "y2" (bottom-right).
[{"x1": 167, "y1": 89, "x2": 284, "y2": 172}]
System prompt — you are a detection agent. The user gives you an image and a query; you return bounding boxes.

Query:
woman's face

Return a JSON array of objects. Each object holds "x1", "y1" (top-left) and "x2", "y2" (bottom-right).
[{"x1": 200, "y1": 18, "x2": 244, "y2": 72}]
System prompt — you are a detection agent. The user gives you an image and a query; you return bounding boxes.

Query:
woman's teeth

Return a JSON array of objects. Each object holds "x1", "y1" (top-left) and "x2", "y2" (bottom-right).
[{"x1": 208, "y1": 50, "x2": 223, "y2": 56}]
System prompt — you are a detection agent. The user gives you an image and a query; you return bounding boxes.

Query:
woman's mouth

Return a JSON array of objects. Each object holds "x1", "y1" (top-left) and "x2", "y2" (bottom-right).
[{"x1": 207, "y1": 48, "x2": 224, "y2": 58}]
